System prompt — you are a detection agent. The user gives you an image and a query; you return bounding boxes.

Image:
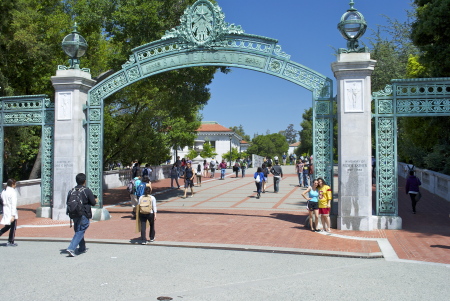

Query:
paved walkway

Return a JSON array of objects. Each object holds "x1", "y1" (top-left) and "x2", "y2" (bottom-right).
[{"x1": 5, "y1": 166, "x2": 450, "y2": 266}]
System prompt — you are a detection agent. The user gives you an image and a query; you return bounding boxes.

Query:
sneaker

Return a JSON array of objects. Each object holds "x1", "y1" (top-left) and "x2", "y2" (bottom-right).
[
  {"x1": 67, "y1": 249, "x2": 76, "y2": 257},
  {"x1": 190, "y1": 195, "x2": 194, "y2": 198},
  {"x1": 78, "y1": 248, "x2": 89, "y2": 254},
  {"x1": 6, "y1": 242, "x2": 18, "y2": 247},
  {"x1": 149, "y1": 239, "x2": 154, "y2": 242},
  {"x1": 141, "y1": 241, "x2": 147, "y2": 245}
]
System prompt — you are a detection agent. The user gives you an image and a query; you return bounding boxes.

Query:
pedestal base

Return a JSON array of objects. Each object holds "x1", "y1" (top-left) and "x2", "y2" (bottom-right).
[
  {"x1": 36, "y1": 207, "x2": 52, "y2": 218},
  {"x1": 372, "y1": 216, "x2": 402, "y2": 230},
  {"x1": 92, "y1": 208, "x2": 111, "y2": 221},
  {"x1": 337, "y1": 215, "x2": 373, "y2": 231},
  {"x1": 52, "y1": 208, "x2": 70, "y2": 221}
]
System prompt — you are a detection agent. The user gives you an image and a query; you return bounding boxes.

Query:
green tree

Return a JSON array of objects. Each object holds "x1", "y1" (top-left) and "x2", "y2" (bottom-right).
[
  {"x1": 411, "y1": 0, "x2": 450, "y2": 77},
  {"x1": 223, "y1": 147, "x2": 240, "y2": 164},
  {"x1": 296, "y1": 108, "x2": 313, "y2": 156},
  {"x1": 0, "y1": 0, "x2": 218, "y2": 178},
  {"x1": 229, "y1": 125, "x2": 251, "y2": 142},
  {"x1": 246, "y1": 133, "x2": 288, "y2": 158},
  {"x1": 283, "y1": 123, "x2": 297, "y2": 144},
  {"x1": 200, "y1": 141, "x2": 218, "y2": 159}
]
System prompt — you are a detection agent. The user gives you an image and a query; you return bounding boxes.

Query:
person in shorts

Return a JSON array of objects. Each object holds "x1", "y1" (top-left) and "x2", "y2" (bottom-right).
[
  {"x1": 302, "y1": 179, "x2": 320, "y2": 232},
  {"x1": 183, "y1": 162, "x2": 195, "y2": 198},
  {"x1": 318, "y1": 178, "x2": 332, "y2": 232}
]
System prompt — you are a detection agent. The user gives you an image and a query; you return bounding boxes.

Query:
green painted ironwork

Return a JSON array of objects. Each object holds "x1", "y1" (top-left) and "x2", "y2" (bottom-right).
[
  {"x1": 0, "y1": 95, "x2": 54, "y2": 206},
  {"x1": 372, "y1": 78, "x2": 450, "y2": 215},
  {"x1": 85, "y1": 0, "x2": 334, "y2": 206}
]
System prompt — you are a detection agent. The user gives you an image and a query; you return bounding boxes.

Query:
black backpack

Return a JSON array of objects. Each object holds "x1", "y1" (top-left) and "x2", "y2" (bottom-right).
[{"x1": 66, "y1": 187, "x2": 86, "y2": 219}]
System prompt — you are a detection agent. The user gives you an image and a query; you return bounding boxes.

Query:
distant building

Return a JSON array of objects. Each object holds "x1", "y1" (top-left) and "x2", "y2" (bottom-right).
[
  {"x1": 172, "y1": 121, "x2": 242, "y2": 163},
  {"x1": 240, "y1": 140, "x2": 249, "y2": 153},
  {"x1": 288, "y1": 142, "x2": 300, "y2": 156}
]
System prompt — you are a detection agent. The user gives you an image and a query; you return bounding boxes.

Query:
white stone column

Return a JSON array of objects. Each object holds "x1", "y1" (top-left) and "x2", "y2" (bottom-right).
[
  {"x1": 332, "y1": 53, "x2": 376, "y2": 231},
  {"x1": 51, "y1": 69, "x2": 96, "y2": 220}
]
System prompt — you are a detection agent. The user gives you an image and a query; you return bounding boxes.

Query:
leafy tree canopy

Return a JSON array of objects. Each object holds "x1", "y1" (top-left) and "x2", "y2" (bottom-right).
[
  {"x1": 411, "y1": 0, "x2": 450, "y2": 77},
  {"x1": 246, "y1": 133, "x2": 289, "y2": 159},
  {"x1": 0, "y1": 0, "x2": 219, "y2": 177}
]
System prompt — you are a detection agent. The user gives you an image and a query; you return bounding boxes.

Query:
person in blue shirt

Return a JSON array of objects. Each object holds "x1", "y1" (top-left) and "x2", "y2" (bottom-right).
[
  {"x1": 302, "y1": 179, "x2": 320, "y2": 232},
  {"x1": 254, "y1": 167, "x2": 265, "y2": 199}
]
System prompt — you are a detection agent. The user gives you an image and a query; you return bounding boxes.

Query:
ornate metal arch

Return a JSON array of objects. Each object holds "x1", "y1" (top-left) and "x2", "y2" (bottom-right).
[
  {"x1": 373, "y1": 78, "x2": 450, "y2": 216},
  {"x1": 86, "y1": 0, "x2": 334, "y2": 205},
  {"x1": 0, "y1": 95, "x2": 54, "y2": 210}
]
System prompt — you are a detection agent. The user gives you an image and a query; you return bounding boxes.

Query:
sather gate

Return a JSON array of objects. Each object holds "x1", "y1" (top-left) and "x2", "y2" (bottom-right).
[{"x1": 84, "y1": 0, "x2": 335, "y2": 208}]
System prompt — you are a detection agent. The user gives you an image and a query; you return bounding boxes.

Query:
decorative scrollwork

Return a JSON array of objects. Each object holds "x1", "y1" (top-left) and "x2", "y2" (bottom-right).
[
  {"x1": 161, "y1": 0, "x2": 244, "y2": 49},
  {"x1": 376, "y1": 117, "x2": 397, "y2": 215},
  {"x1": 268, "y1": 59, "x2": 283, "y2": 73},
  {"x1": 273, "y1": 45, "x2": 291, "y2": 60},
  {"x1": 372, "y1": 84, "x2": 392, "y2": 98}
]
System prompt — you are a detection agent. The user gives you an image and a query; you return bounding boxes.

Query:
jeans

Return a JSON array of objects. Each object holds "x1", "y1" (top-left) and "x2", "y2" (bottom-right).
[
  {"x1": 211, "y1": 168, "x2": 215, "y2": 177},
  {"x1": 67, "y1": 215, "x2": 90, "y2": 252},
  {"x1": 241, "y1": 168, "x2": 246, "y2": 177},
  {"x1": 303, "y1": 173, "x2": 309, "y2": 187},
  {"x1": 273, "y1": 176, "x2": 280, "y2": 192},
  {"x1": 255, "y1": 181, "x2": 262, "y2": 195},
  {"x1": 171, "y1": 177, "x2": 180, "y2": 188},
  {"x1": 297, "y1": 173, "x2": 303, "y2": 186},
  {"x1": 221, "y1": 169, "x2": 226, "y2": 179}
]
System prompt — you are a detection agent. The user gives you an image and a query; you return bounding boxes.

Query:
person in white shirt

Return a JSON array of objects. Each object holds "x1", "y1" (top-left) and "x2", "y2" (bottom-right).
[{"x1": 0, "y1": 179, "x2": 19, "y2": 246}]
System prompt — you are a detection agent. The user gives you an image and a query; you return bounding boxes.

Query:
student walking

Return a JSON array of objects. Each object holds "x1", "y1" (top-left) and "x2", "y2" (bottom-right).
[
  {"x1": 183, "y1": 162, "x2": 195, "y2": 198},
  {"x1": 270, "y1": 157, "x2": 283, "y2": 193},
  {"x1": 210, "y1": 159, "x2": 217, "y2": 178},
  {"x1": 136, "y1": 187, "x2": 157, "y2": 244},
  {"x1": 66, "y1": 173, "x2": 97, "y2": 257},
  {"x1": 196, "y1": 164, "x2": 202, "y2": 187},
  {"x1": 405, "y1": 170, "x2": 421, "y2": 214},
  {"x1": 0, "y1": 179, "x2": 19, "y2": 247},
  {"x1": 170, "y1": 164, "x2": 180, "y2": 188},
  {"x1": 254, "y1": 167, "x2": 265, "y2": 199},
  {"x1": 219, "y1": 160, "x2": 227, "y2": 180},
  {"x1": 240, "y1": 159, "x2": 247, "y2": 178}
]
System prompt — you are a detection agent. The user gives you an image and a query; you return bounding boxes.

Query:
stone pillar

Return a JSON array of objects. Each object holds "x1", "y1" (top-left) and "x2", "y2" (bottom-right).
[
  {"x1": 331, "y1": 53, "x2": 376, "y2": 231},
  {"x1": 51, "y1": 69, "x2": 96, "y2": 220}
]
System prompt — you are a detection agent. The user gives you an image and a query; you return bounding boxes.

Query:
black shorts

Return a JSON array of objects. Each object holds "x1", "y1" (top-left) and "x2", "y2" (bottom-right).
[
  {"x1": 307, "y1": 201, "x2": 319, "y2": 211},
  {"x1": 185, "y1": 179, "x2": 194, "y2": 188}
]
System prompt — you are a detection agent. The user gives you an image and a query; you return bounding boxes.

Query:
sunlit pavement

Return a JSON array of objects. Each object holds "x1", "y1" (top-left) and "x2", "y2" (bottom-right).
[{"x1": 6, "y1": 165, "x2": 450, "y2": 266}]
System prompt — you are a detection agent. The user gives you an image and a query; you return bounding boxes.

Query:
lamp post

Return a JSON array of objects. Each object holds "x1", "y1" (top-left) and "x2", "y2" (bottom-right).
[
  {"x1": 61, "y1": 22, "x2": 88, "y2": 69},
  {"x1": 229, "y1": 134, "x2": 232, "y2": 168},
  {"x1": 337, "y1": 0, "x2": 368, "y2": 53}
]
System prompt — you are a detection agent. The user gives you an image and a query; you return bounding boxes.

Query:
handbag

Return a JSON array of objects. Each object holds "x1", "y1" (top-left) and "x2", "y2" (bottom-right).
[{"x1": 255, "y1": 174, "x2": 261, "y2": 183}]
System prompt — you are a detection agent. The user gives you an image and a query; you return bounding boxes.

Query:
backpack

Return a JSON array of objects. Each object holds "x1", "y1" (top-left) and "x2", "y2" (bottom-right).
[
  {"x1": 127, "y1": 179, "x2": 136, "y2": 194},
  {"x1": 139, "y1": 196, "x2": 152, "y2": 214},
  {"x1": 142, "y1": 167, "x2": 152, "y2": 177},
  {"x1": 210, "y1": 161, "x2": 216, "y2": 168},
  {"x1": 135, "y1": 182, "x2": 146, "y2": 198},
  {"x1": 66, "y1": 187, "x2": 86, "y2": 219}
]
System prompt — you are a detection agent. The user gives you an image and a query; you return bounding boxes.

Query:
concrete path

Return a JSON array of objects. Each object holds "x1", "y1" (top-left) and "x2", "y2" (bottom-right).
[{"x1": 0, "y1": 241, "x2": 449, "y2": 300}]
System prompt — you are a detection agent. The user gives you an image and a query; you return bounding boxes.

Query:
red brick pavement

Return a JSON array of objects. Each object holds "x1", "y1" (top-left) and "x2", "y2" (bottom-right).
[{"x1": 9, "y1": 174, "x2": 450, "y2": 264}]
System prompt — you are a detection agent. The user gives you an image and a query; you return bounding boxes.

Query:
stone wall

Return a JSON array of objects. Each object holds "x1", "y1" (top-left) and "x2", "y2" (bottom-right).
[{"x1": 9, "y1": 165, "x2": 173, "y2": 207}]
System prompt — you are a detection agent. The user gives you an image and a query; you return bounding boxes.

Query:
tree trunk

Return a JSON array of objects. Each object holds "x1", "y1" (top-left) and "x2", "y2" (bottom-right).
[{"x1": 28, "y1": 140, "x2": 42, "y2": 179}]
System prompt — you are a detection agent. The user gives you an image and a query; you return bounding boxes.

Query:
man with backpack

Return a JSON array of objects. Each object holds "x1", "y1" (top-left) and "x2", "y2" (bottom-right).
[
  {"x1": 270, "y1": 157, "x2": 284, "y2": 193},
  {"x1": 142, "y1": 164, "x2": 152, "y2": 179},
  {"x1": 66, "y1": 173, "x2": 97, "y2": 257},
  {"x1": 131, "y1": 160, "x2": 140, "y2": 178}
]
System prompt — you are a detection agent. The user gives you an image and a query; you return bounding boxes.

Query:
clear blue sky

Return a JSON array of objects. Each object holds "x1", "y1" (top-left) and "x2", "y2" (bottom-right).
[{"x1": 200, "y1": 0, "x2": 414, "y2": 139}]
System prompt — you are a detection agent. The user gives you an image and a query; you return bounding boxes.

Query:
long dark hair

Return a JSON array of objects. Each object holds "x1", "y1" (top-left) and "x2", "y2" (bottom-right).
[{"x1": 257, "y1": 167, "x2": 262, "y2": 172}]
